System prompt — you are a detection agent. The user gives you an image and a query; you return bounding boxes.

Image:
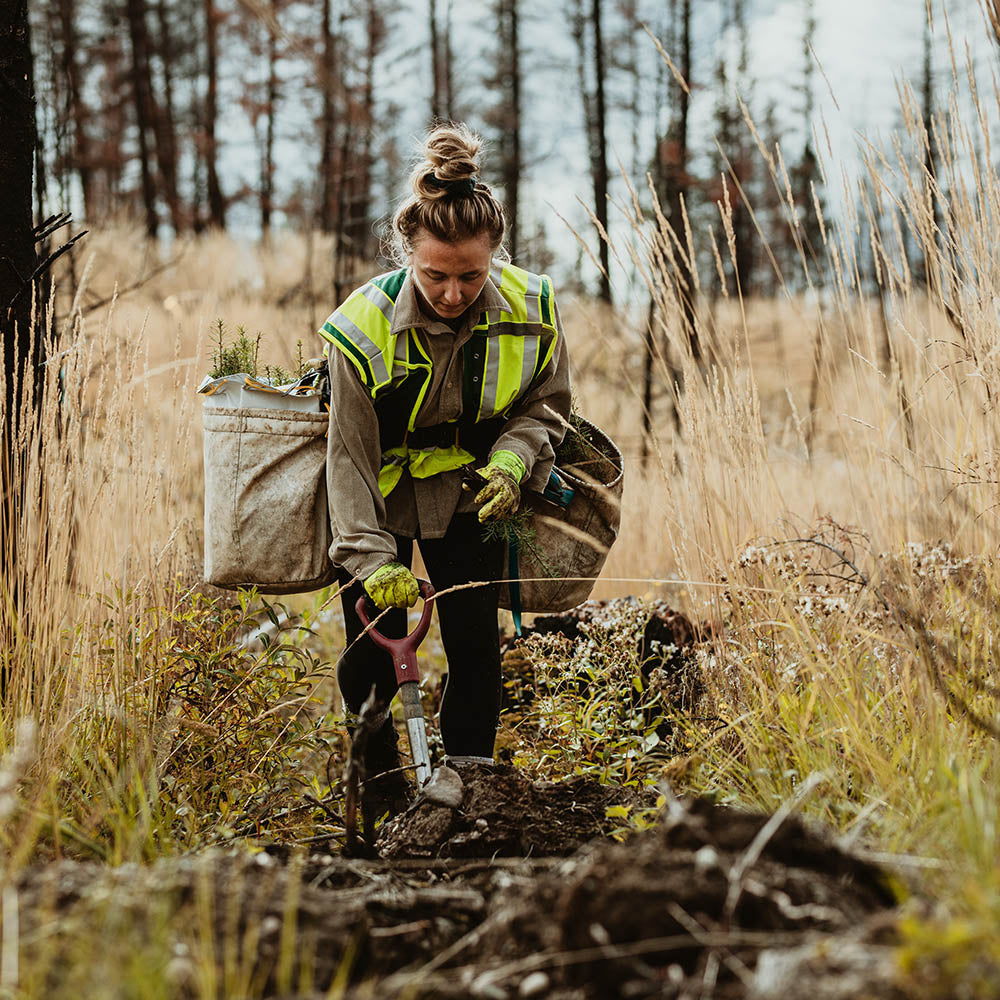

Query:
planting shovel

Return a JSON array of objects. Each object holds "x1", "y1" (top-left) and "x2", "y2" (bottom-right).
[{"x1": 355, "y1": 580, "x2": 435, "y2": 787}]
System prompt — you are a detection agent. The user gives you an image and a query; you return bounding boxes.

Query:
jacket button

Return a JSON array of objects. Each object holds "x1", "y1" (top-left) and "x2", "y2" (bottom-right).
[{"x1": 473, "y1": 376, "x2": 479, "y2": 382}]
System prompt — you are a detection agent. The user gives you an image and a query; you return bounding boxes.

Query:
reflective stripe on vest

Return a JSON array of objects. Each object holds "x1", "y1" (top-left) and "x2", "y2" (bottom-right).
[{"x1": 320, "y1": 262, "x2": 558, "y2": 497}]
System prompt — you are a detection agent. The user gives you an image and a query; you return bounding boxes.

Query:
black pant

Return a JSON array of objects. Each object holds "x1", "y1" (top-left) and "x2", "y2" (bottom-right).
[{"x1": 337, "y1": 514, "x2": 505, "y2": 759}]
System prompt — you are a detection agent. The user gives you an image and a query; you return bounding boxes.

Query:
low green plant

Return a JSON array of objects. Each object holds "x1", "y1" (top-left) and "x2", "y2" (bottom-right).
[
  {"x1": 507, "y1": 608, "x2": 678, "y2": 787},
  {"x1": 18, "y1": 589, "x2": 346, "y2": 864}
]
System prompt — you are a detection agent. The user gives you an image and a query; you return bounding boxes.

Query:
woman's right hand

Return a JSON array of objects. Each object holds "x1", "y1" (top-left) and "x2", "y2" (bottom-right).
[{"x1": 363, "y1": 562, "x2": 420, "y2": 610}]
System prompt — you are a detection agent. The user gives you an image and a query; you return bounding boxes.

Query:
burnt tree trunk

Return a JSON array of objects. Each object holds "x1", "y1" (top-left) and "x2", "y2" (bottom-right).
[
  {"x1": 203, "y1": 0, "x2": 225, "y2": 228},
  {"x1": 318, "y1": 0, "x2": 337, "y2": 232},
  {"x1": 491, "y1": 0, "x2": 521, "y2": 261},
  {"x1": 125, "y1": 0, "x2": 159, "y2": 237},
  {"x1": 590, "y1": 0, "x2": 610, "y2": 302},
  {"x1": 260, "y1": 0, "x2": 279, "y2": 238},
  {"x1": 919, "y1": 2, "x2": 940, "y2": 290},
  {"x1": 0, "y1": 0, "x2": 40, "y2": 586},
  {"x1": 573, "y1": 0, "x2": 611, "y2": 304},
  {"x1": 429, "y1": 0, "x2": 442, "y2": 120},
  {"x1": 56, "y1": 0, "x2": 95, "y2": 221},
  {"x1": 506, "y1": 0, "x2": 521, "y2": 260},
  {"x1": 153, "y1": 0, "x2": 183, "y2": 232},
  {"x1": 442, "y1": 0, "x2": 453, "y2": 119},
  {"x1": 665, "y1": 0, "x2": 696, "y2": 357},
  {"x1": 349, "y1": 0, "x2": 379, "y2": 257}
]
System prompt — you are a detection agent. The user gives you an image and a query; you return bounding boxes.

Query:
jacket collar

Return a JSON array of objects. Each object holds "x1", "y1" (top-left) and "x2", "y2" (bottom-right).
[{"x1": 389, "y1": 265, "x2": 508, "y2": 335}]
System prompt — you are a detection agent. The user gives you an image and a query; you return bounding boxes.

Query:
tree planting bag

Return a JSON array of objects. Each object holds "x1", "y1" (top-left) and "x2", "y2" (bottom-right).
[
  {"x1": 200, "y1": 372, "x2": 335, "y2": 594},
  {"x1": 499, "y1": 416, "x2": 624, "y2": 614}
]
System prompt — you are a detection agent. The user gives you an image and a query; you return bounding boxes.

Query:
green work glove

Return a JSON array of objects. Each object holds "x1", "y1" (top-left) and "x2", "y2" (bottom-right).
[
  {"x1": 364, "y1": 562, "x2": 419, "y2": 610},
  {"x1": 474, "y1": 450, "x2": 526, "y2": 523}
]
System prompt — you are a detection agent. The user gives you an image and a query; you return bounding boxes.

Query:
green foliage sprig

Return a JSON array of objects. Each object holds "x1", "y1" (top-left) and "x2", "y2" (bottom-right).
[{"x1": 209, "y1": 319, "x2": 308, "y2": 385}]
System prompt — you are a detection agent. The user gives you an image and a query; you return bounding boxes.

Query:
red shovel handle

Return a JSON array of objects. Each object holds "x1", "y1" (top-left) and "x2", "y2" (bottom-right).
[{"x1": 355, "y1": 580, "x2": 435, "y2": 685}]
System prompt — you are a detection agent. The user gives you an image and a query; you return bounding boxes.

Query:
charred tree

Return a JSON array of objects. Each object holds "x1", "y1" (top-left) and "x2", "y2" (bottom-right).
[
  {"x1": 429, "y1": 0, "x2": 442, "y2": 120},
  {"x1": 318, "y1": 0, "x2": 338, "y2": 231},
  {"x1": 790, "y1": 0, "x2": 825, "y2": 288},
  {"x1": 151, "y1": 0, "x2": 183, "y2": 231},
  {"x1": 918, "y1": 0, "x2": 940, "y2": 289},
  {"x1": 125, "y1": 0, "x2": 159, "y2": 237},
  {"x1": 488, "y1": 0, "x2": 521, "y2": 260},
  {"x1": 0, "y1": 0, "x2": 40, "y2": 582},
  {"x1": 343, "y1": 0, "x2": 384, "y2": 259},
  {"x1": 442, "y1": 0, "x2": 454, "y2": 119},
  {"x1": 55, "y1": 0, "x2": 95, "y2": 221},
  {"x1": 260, "y1": 0, "x2": 280, "y2": 238},
  {"x1": 572, "y1": 0, "x2": 611, "y2": 303},
  {"x1": 203, "y1": 0, "x2": 225, "y2": 228},
  {"x1": 658, "y1": 0, "x2": 696, "y2": 357},
  {"x1": 712, "y1": 0, "x2": 755, "y2": 297}
]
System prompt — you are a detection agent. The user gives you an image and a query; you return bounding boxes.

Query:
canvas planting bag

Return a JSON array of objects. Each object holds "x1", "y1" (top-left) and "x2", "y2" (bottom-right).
[
  {"x1": 499, "y1": 417, "x2": 624, "y2": 614},
  {"x1": 200, "y1": 371, "x2": 335, "y2": 594}
]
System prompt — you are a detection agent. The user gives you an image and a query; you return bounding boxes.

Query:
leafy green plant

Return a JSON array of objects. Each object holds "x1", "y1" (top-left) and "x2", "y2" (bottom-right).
[
  {"x1": 33, "y1": 590, "x2": 346, "y2": 862},
  {"x1": 507, "y1": 610, "x2": 678, "y2": 788}
]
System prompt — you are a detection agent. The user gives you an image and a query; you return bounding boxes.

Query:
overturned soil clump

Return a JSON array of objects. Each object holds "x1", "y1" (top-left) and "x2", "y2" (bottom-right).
[
  {"x1": 499, "y1": 597, "x2": 707, "y2": 719},
  {"x1": 13, "y1": 784, "x2": 901, "y2": 1000},
  {"x1": 376, "y1": 763, "x2": 650, "y2": 859}
]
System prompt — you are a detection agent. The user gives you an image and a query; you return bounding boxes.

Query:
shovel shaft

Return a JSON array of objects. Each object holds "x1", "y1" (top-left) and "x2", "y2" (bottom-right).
[{"x1": 400, "y1": 681, "x2": 432, "y2": 785}]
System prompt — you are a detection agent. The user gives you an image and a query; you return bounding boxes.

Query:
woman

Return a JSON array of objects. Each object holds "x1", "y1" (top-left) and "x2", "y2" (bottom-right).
[{"x1": 319, "y1": 122, "x2": 571, "y2": 830}]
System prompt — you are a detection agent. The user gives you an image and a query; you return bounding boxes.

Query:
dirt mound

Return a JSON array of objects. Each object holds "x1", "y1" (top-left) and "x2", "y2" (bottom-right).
[
  {"x1": 408, "y1": 796, "x2": 898, "y2": 999},
  {"x1": 12, "y1": 795, "x2": 900, "y2": 999},
  {"x1": 508, "y1": 596, "x2": 703, "y2": 657},
  {"x1": 499, "y1": 597, "x2": 706, "y2": 718},
  {"x1": 377, "y1": 763, "x2": 648, "y2": 859}
]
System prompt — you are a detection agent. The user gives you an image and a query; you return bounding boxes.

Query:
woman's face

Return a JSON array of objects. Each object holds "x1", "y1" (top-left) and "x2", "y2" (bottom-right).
[{"x1": 408, "y1": 231, "x2": 493, "y2": 321}]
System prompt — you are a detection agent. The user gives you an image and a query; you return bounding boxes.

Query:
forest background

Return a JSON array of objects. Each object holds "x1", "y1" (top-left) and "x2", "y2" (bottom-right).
[{"x1": 2, "y1": 0, "x2": 1000, "y2": 995}]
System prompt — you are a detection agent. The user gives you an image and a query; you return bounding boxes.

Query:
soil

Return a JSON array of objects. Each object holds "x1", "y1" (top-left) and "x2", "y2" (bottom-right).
[
  {"x1": 376, "y1": 762, "x2": 653, "y2": 859},
  {"x1": 14, "y1": 769, "x2": 903, "y2": 1000},
  {"x1": 498, "y1": 597, "x2": 707, "y2": 718}
]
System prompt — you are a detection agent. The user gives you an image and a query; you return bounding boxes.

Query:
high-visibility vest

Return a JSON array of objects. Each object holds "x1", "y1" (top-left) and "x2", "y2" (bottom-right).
[{"x1": 320, "y1": 261, "x2": 559, "y2": 496}]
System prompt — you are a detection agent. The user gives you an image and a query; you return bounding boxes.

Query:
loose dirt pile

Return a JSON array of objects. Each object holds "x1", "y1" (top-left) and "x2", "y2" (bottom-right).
[
  {"x1": 13, "y1": 775, "x2": 902, "y2": 999},
  {"x1": 498, "y1": 597, "x2": 706, "y2": 720},
  {"x1": 376, "y1": 762, "x2": 650, "y2": 859}
]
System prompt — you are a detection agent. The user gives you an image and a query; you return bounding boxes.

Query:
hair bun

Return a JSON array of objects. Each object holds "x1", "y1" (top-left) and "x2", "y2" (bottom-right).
[
  {"x1": 413, "y1": 123, "x2": 481, "y2": 198},
  {"x1": 392, "y1": 120, "x2": 506, "y2": 258}
]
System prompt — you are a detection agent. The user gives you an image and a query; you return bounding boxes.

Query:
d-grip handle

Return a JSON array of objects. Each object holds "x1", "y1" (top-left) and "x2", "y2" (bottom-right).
[{"x1": 355, "y1": 580, "x2": 435, "y2": 685}]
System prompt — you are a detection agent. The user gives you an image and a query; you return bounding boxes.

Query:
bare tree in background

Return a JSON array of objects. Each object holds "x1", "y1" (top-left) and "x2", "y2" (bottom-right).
[
  {"x1": 151, "y1": 0, "x2": 184, "y2": 231},
  {"x1": 239, "y1": 0, "x2": 283, "y2": 238},
  {"x1": 917, "y1": 0, "x2": 941, "y2": 289},
  {"x1": 429, "y1": 0, "x2": 453, "y2": 121},
  {"x1": 202, "y1": 0, "x2": 226, "y2": 228},
  {"x1": 125, "y1": 0, "x2": 159, "y2": 236},
  {"x1": 790, "y1": 0, "x2": 824, "y2": 287},
  {"x1": 572, "y1": 0, "x2": 611, "y2": 303},
  {"x1": 318, "y1": 0, "x2": 340, "y2": 232},
  {"x1": 487, "y1": 0, "x2": 521, "y2": 260},
  {"x1": 658, "y1": 0, "x2": 695, "y2": 356},
  {"x1": 54, "y1": 0, "x2": 95, "y2": 221},
  {"x1": 343, "y1": 0, "x2": 386, "y2": 259},
  {"x1": 711, "y1": 0, "x2": 755, "y2": 297}
]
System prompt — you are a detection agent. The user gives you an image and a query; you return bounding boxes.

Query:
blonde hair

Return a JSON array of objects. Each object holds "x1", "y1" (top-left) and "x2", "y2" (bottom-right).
[{"x1": 391, "y1": 123, "x2": 507, "y2": 261}]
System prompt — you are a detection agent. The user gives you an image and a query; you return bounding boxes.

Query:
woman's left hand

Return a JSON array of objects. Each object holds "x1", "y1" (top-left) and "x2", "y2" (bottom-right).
[{"x1": 471, "y1": 451, "x2": 525, "y2": 522}]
